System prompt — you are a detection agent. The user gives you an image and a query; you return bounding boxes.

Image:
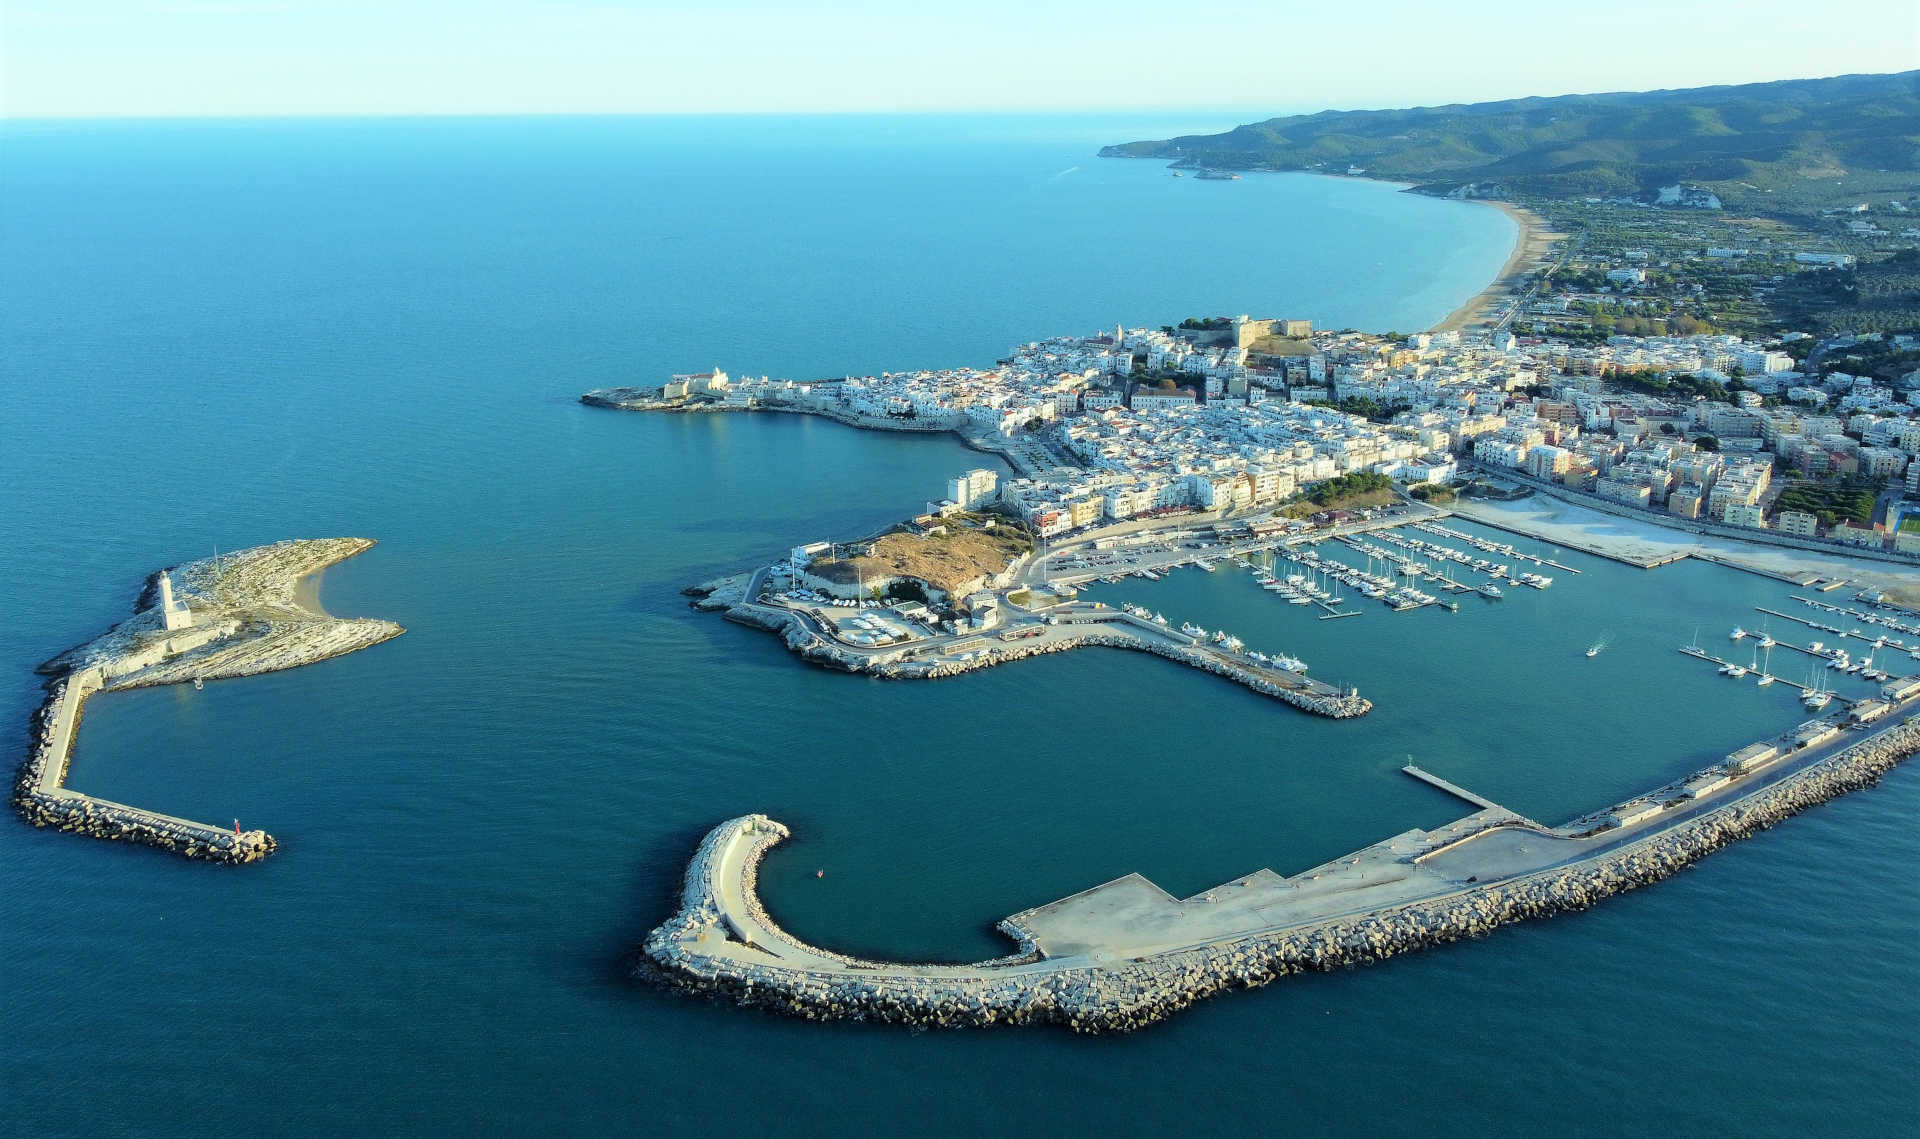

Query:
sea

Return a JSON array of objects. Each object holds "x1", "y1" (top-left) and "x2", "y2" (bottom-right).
[{"x1": 1, "y1": 114, "x2": 1913, "y2": 1137}]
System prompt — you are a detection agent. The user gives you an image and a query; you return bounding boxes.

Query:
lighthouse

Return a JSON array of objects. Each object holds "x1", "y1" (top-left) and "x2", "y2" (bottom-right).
[{"x1": 157, "y1": 571, "x2": 194, "y2": 632}]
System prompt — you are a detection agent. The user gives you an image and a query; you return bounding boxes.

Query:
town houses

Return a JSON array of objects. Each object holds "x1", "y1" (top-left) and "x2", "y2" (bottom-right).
[{"x1": 654, "y1": 318, "x2": 1920, "y2": 554}]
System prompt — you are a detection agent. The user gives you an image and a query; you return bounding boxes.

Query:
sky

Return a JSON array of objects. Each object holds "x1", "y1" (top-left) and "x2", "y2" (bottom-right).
[{"x1": 3, "y1": 0, "x2": 1916, "y2": 119}]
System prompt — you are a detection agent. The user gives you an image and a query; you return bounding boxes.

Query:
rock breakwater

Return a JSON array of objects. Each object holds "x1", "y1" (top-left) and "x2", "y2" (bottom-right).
[
  {"x1": 12, "y1": 539, "x2": 402, "y2": 863},
  {"x1": 718, "y1": 601, "x2": 1370, "y2": 718},
  {"x1": 639, "y1": 716, "x2": 1920, "y2": 1032}
]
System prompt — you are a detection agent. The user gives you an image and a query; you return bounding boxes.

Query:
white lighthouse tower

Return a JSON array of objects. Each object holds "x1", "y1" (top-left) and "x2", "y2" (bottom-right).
[{"x1": 157, "y1": 571, "x2": 194, "y2": 632}]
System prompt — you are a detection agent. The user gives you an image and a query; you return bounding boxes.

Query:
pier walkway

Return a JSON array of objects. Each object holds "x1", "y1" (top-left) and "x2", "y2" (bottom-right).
[{"x1": 1401, "y1": 764, "x2": 1507, "y2": 813}]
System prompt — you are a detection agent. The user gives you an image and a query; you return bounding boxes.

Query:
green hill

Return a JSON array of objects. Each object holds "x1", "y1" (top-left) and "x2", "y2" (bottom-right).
[{"x1": 1101, "y1": 72, "x2": 1920, "y2": 208}]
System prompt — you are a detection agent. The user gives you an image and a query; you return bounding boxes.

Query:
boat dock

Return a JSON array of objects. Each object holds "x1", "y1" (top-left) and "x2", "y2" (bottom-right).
[
  {"x1": 1413, "y1": 521, "x2": 1582, "y2": 574},
  {"x1": 1791, "y1": 595, "x2": 1920, "y2": 639},
  {"x1": 1754, "y1": 607, "x2": 1914, "y2": 655},
  {"x1": 1677, "y1": 645, "x2": 1812, "y2": 693},
  {"x1": 1401, "y1": 764, "x2": 1509, "y2": 813}
]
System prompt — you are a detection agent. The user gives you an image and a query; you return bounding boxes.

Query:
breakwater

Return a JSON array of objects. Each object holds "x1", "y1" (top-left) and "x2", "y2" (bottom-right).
[
  {"x1": 718, "y1": 599, "x2": 1370, "y2": 719},
  {"x1": 13, "y1": 670, "x2": 276, "y2": 863},
  {"x1": 12, "y1": 539, "x2": 403, "y2": 863},
  {"x1": 638, "y1": 710, "x2": 1920, "y2": 1033}
]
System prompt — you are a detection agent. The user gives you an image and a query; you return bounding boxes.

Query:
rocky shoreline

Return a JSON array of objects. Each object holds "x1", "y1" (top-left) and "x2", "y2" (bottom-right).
[
  {"x1": 637, "y1": 717, "x2": 1920, "y2": 1033},
  {"x1": 12, "y1": 538, "x2": 402, "y2": 863},
  {"x1": 711, "y1": 596, "x2": 1370, "y2": 718},
  {"x1": 582, "y1": 388, "x2": 1048, "y2": 478}
]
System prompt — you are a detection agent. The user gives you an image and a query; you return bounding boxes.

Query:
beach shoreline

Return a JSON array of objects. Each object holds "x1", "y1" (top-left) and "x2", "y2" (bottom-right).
[{"x1": 1430, "y1": 199, "x2": 1560, "y2": 334}]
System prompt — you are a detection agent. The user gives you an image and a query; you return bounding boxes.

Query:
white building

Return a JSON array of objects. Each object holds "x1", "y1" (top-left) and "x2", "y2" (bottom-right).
[
  {"x1": 157, "y1": 572, "x2": 194, "y2": 632},
  {"x1": 947, "y1": 468, "x2": 1000, "y2": 510}
]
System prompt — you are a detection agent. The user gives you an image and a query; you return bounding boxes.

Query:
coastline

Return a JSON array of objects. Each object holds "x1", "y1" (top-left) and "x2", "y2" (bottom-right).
[
  {"x1": 1429, "y1": 199, "x2": 1558, "y2": 334},
  {"x1": 1098, "y1": 153, "x2": 1558, "y2": 338}
]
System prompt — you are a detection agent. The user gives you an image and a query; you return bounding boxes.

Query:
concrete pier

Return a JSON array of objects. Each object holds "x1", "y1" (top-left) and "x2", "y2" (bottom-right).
[
  {"x1": 1401, "y1": 764, "x2": 1511, "y2": 813},
  {"x1": 12, "y1": 539, "x2": 403, "y2": 863},
  {"x1": 713, "y1": 592, "x2": 1371, "y2": 719},
  {"x1": 640, "y1": 686, "x2": 1920, "y2": 1033}
]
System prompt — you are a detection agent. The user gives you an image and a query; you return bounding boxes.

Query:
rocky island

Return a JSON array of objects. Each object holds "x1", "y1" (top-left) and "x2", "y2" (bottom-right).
[{"x1": 13, "y1": 538, "x2": 403, "y2": 863}]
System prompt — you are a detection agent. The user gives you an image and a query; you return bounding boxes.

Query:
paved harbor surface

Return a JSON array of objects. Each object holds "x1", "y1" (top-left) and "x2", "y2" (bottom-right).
[{"x1": 643, "y1": 683, "x2": 1920, "y2": 1029}]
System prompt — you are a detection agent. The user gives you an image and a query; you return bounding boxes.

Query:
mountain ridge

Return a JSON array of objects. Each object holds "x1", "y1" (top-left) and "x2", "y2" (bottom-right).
[{"x1": 1101, "y1": 72, "x2": 1920, "y2": 208}]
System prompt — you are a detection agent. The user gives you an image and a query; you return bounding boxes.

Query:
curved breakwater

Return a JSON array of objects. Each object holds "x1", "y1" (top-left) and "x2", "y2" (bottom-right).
[
  {"x1": 720, "y1": 600, "x2": 1372, "y2": 718},
  {"x1": 639, "y1": 715, "x2": 1920, "y2": 1033},
  {"x1": 11, "y1": 539, "x2": 402, "y2": 863}
]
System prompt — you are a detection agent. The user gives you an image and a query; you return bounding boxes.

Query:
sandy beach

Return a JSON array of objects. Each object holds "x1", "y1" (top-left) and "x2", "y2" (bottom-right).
[
  {"x1": 1431, "y1": 200, "x2": 1562, "y2": 334},
  {"x1": 293, "y1": 567, "x2": 334, "y2": 618}
]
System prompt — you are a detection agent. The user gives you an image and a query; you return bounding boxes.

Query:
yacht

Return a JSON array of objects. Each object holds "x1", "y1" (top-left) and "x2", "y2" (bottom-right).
[
  {"x1": 1480, "y1": 581, "x2": 1503, "y2": 599},
  {"x1": 1730, "y1": 626, "x2": 1748, "y2": 641}
]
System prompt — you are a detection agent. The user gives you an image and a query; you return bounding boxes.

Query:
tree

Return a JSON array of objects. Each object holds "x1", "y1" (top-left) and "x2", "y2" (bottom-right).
[{"x1": 1695, "y1": 435, "x2": 1720, "y2": 452}]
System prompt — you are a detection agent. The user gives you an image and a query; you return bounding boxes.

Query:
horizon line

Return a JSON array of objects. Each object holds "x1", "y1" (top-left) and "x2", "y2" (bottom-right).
[{"x1": 5, "y1": 67, "x2": 1910, "y2": 126}]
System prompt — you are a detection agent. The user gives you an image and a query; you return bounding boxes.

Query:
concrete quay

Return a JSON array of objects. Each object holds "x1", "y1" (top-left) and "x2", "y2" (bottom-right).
[
  {"x1": 639, "y1": 696, "x2": 1920, "y2": 1033},
  {"x1": 713, "y1": 593, "x2": 1370, "y2": 719},
  {"x1": 13, "y1": 538, "x2": 403, "y2": 863}
]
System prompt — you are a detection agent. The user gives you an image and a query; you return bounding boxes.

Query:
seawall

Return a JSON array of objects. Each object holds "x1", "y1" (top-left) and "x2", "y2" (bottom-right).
[
  {"x1": 12, "y1": 538, "x2": 402, "y2": 863},
  {"x1": 638, "y1": 713, "x2": 1920, "y2": 1033},
  {"x1": 721, "y1": 601, "x2": 1370, "y2": 719}
]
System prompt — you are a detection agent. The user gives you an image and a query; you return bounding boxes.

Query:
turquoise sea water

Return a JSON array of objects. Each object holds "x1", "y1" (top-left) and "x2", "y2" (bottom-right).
[{"x1": 1, "y1": 116, "x2": 1913, "y2": 1136}]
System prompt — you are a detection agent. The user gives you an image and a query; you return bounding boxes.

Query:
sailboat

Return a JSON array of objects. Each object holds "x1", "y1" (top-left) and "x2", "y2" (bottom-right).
[
  {"x1": 1756, "y1": 642, "x2": 1775, "y2": 686},
  {"x1": 1803, "y1": 667, "x2": 1832, "y2": 710}
]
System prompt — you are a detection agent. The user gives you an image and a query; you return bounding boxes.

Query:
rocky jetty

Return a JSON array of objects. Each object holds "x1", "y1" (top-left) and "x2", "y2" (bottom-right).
[
  {"x1": 718, "y1": 600, "x2": 1369, "y2": 718},
  {"x1": 639, "y1": 717, "x2": 1920, "y2": 1033},
  {"x1": 12, "y1": 538, "x2": 402, "y2": 863}
]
